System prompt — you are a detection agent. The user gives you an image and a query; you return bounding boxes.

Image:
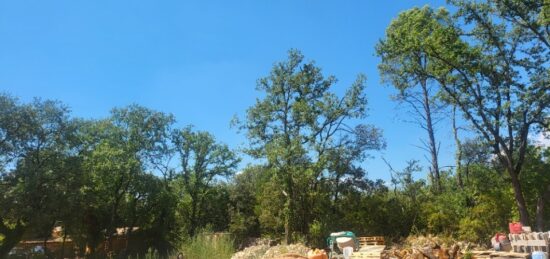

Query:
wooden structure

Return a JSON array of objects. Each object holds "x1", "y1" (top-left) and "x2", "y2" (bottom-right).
[
  {"x1": 358, "y1": 236, "x2": 385, "y2": 247},
  {"x1": 351, "y1": 245, "x2": 386, "y2": 259},
  {"x1": 508, "y1": 232, "x2": 550, "y2": 253},
  {"x1": 470, "y1": 250, "x2": 530, "y2": 259}
]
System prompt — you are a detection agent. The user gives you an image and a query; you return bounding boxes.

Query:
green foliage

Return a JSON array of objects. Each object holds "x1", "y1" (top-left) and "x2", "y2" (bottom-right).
[
  {"x1": 376, "y1": 6, "x2": 454, "y2": 192},
  {"x1": 172, "y1": 127, "x2": 239, "y2": 238},
  {"x1": 377, "y1": 0, "x2": 549, "y2": 225},
  {"x1": 180, "y1": 232, "x2": 234, "y2": 259},
  {"x1": 236, "y1": 49, "x2": 385, "y2": 244},
  {"x1": 0, "y1": 94, "x2": 79, "y2": 257},
  {"x1": 228, "y1": 166, "x2": 266, "y2": 246}
]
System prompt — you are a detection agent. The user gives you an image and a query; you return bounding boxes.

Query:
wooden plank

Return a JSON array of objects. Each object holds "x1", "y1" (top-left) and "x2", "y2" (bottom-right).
[
  {"x1": 488, "y1": 251, "x2": 529, "y2": 259},
  {"x1": 364, "y1": 243, "x2": 382, "y2": 246},
  {"x1": 352, "y1": 245, "x2": 385, "y2": 259},
  {"x1": 351, "y1": 254, "x2": 384, "y2": 259},
  {"x1": 359, "y1": 236, "x2": 385, "y2": 241},
  {"x1": 358, "y1": 236, "x2": 385, "y2": 247},
  {"x1": 470, "y1": 250, "x2": 494, "y2": 255},
  {"x1": 468, "y1": 250, "x2": 529, "y2": 259},
  {"x1": 357, "y1": 245, "x2": 385, "y2": 252}
]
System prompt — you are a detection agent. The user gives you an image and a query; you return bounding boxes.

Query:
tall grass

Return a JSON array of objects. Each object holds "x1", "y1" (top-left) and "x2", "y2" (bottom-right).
[{"x1": 180, "y1": 232, "x2": 235, "y2": 259}]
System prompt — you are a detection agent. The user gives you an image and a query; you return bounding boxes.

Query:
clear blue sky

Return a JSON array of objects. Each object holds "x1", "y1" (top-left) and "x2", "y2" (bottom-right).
[{"x1": 0, "y1": 0, "x2": 458, "y2": 181}]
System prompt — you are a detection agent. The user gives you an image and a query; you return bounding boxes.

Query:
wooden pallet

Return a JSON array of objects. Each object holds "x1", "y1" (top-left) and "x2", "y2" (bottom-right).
[
  {"x1": 358, "y1": 236, "x2": 385, "y2": 247},
  {"x1": 470, "y1": 250, "x2": 529, "y2": 259},
  {"x1": 470, "y1": 250, "x2": 493, "y2": 259},
  {"x1": 351, "y1": 245, "x2": 386, "y2": 259}
]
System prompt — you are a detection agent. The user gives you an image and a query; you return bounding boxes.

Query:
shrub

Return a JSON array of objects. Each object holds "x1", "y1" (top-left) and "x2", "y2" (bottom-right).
[{"x1": 180, "y1": 232, "x2": 235, "y2": 259}]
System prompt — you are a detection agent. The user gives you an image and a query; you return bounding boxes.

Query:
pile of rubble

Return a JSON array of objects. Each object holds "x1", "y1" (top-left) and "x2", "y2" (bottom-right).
[
  {"x1": 232, "y1": 236, "x2": 475, "y2": 259},
  {"x1": 231, "y1": 239, "x2": 309, "y2": 259},
  {"x1": 262, "y1": 244, "x2": 309, "y2": 258},
  {"x1": 381, "y1": 236, "x2": 473, "y2": 259},
  {"x1": 232, "y1": 243, "x2": 271, "y2": 259}
]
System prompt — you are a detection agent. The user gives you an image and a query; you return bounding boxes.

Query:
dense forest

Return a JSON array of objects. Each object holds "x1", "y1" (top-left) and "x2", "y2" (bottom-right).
[{"x1": 0, "y1": 0, "x2": 549, "y2": 258}]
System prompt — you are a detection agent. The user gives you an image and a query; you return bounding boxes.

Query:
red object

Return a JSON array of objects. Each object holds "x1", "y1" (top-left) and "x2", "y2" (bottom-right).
[
  {"x1": 494, "y1": 233, "x2": 506, "y2": 242},
  {"x1": 308, "y1": 254, "x2": 328, "y2": 259},
  {"x1": 509, "y1": 222, "x2": 523, "y2": 234}
]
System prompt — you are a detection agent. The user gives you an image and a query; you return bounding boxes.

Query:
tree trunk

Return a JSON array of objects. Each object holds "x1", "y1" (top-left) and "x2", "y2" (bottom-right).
[
  {"x1": 452, "y1": 105, "x2": 463, "y2": 188},
  {"x1": 421, "y1": 80, "x2": 440, "y2": 192},
  {"x1": 509, "y1": 167, "x2": 530, "y2": 226},
  {"x1": 106, "y1": 197, "x2": 121, "y2": 256},
  {"x1": 42, "y1": 220, "x2": 56, "y2": 258},
  {"x1": 123, "y1": 205, "x2": 138, "y2": 257},
  {"x1": 189, "y1": 192, "x2": 198, "y2": 237},
  {"x1": 284, "y1": 170, "x2": 294, "y2": 245},
  {"x1": 536, "y1": 184, "x2": 550, "y2": 231},
  {"x1": 61, "y1": 228, "x2": 68, "y2": 259}
]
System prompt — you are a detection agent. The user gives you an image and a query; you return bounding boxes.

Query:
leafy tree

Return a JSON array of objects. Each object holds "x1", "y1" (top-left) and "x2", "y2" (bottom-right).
[
  {"x1": 387, "y1": 160, "x2": 428, "y2": 234},
  {"x1": 172, "y1": 127, "x2": 240, "y2": 237},
  {"x1": 459, "y1": 138, "x2": 494, "y2": 185},
  {"x1": 379, "y1": 0, "x2": 549, "y2": 225},
  {"x1": 110, "y1": 105, "x2": 177, "y2": 254},
  {"x1": 237, "y1": 49, "x2": 384, "y2": 243},
  {"x1": 80, "y1": 119, "x2": 142, "y2": 255},
  {"x1": 0, "y1": 95, "x2": 77, "y2": 257},
  {"x1": 376, "y1": 9, "x2": 450, "y2": 191},
  {"x1": 78, "y1": 105, "x2": 176, "y2": 255},
  {"x1": 457, "y1": 163, "x2": 515, "y2": 242},
  {"x1": 443, "y1": 0, "x2": 548, "y2": 225},
  {"x1": 228, "y1": 165, "x2": 268, "y2": 247}
]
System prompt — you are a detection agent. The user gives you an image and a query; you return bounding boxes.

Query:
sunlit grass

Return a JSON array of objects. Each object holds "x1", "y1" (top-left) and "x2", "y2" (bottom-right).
[{"x1": 180, "y1": 232, "x2": 235, "y2": 259}]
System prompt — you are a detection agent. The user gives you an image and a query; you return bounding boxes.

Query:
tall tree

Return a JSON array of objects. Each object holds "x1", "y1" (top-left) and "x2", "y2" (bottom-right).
[
  {"x1": 172, "y1": 127, "x2": 239, "y2": 237},
  {"x1": 110, "y1": 104, "x2": 176, "y2": 254},
  {"x1": 379, "y1": 1, "x2": 549, "y2": 225},
  {"x1": 0, "y1": 95, "x2": 76, "y2": 257},
  {"x1": 376, "y1": 13, "x2": 448, "y2": 191},
  {"x1": 79, "y1": 105, "x2": 175, "y2": 255},
  {"x1": 237, "y1": 50, "x2": 383, "y2": 243}
]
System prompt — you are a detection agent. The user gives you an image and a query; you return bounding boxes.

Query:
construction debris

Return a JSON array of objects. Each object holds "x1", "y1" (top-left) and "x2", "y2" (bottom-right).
[
  {"x1": 377, "y1": 235, "x2": 466, "y2": 259},
  {"x1": 232, "y1": 235, "x2": 548, "y2": 259},
  {"x1": 231, "y1": 243, "x2": 271, "y2": 259},
  {"x1": 352, "y1": 245, "x2": 385, "y2": 259},
  {"x1": 263, "y1": 244, "x2": 310, "y2": 259},
  {"x1": 231, "y1": 243, "x2": 310, "y2": 259}
]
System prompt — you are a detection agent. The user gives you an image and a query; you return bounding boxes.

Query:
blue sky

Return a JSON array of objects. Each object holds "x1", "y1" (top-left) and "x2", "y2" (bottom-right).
[{"x1": 0, "y1": 0, "x2": 459, "y2": 181}]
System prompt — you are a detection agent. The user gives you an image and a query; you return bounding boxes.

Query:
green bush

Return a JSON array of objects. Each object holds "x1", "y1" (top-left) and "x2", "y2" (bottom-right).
[{"x1": 180, "y1": 232, "x2": 235, "y2": 259}]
